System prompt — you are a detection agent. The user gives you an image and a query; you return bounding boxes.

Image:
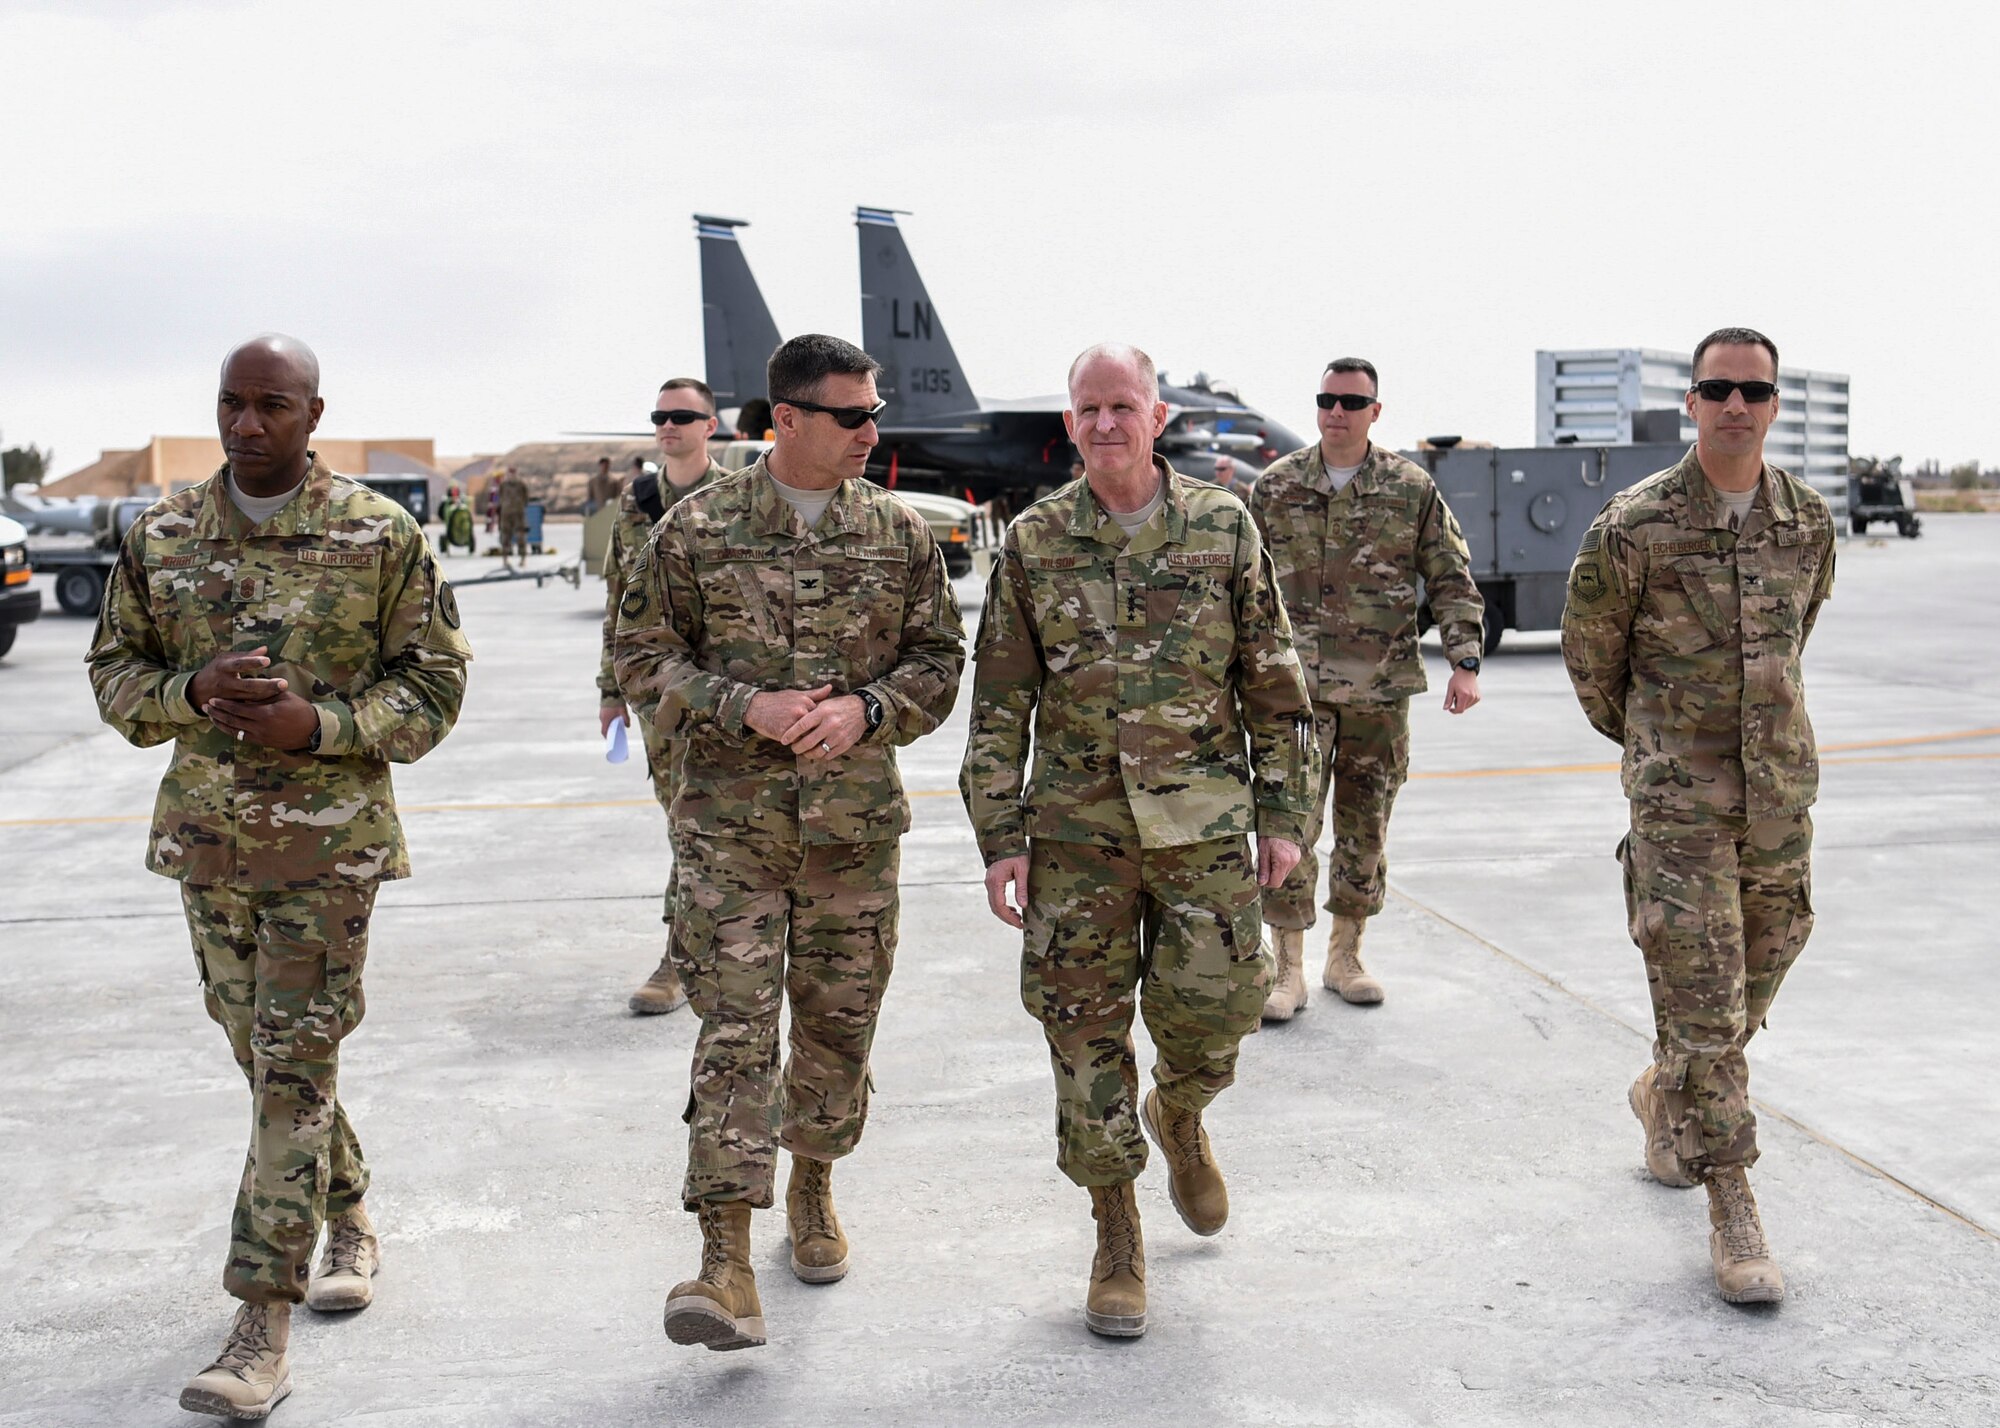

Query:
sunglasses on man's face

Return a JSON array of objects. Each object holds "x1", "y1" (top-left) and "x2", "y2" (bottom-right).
[
  {"x1": 777, "y1": 397, "x2": 888, "y2": 431},
  {"x1": 651, "y1": 408, "x2": 712, "y2": 427},
  {"x1": 1316, "y1": 392, "x2": 1377, "y2": 412},
  {"x1": 1689, "y1": 379, "x2": 1778, "y2": 404}
]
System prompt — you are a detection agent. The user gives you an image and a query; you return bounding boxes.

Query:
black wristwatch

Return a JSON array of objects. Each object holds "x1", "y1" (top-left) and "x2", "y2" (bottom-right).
[
  {"x1": 858, "y1": 689, "x2": 885, "y2": 734},
  {"x1": 1455, "y1": 657, "x2": 1481, "y2": 674}
]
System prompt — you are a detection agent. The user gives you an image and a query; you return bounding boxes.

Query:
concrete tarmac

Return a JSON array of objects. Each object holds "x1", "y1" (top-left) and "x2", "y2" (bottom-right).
[{"x1": 2, "y1": 512, "x2": 1997, "y2": 1426}]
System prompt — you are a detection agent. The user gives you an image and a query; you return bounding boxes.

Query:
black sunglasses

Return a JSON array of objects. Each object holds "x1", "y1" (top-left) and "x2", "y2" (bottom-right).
[
  {"x1": 650, "y1": 408, "x2": 712, "y2": 427},
  {"x1": 776, "y1": 396, "x2": 888, "y2": 430},
  {"x1": 1689, "y1": 379, "x2": 1778, "y2": 404},
  {"x1": 1316, "y1": 392, "x2": 1377, "y2": 411}
]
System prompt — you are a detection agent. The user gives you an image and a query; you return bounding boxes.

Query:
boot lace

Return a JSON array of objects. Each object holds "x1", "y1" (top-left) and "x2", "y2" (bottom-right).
[
  {"x1": 214, "y1": 1305, "x2": 275, "y2": 1378},
  {"x1": 697, "y1": 1204, "x2": 732, "y2": 1285},
  {"x1": 324, "y1": 1215, "x2": 367, "y2": 1276},
  {"x1": 1095, "y1": 1189, "x2": 1139, "y2": 1274},
  {"x1": 1711, "y1": 1175, "x2": 1769, "y2": 1261},
  {"x1": 792, "y1": 1159, "x2": 835, "y2": 1242},
  {"x1": 1166, "y1": 1104, "x2": 1210, "y2": 1175}
]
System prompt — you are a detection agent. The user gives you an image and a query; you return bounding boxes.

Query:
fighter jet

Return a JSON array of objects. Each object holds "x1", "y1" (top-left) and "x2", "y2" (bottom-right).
[
  {"x1": 685, "y1": 208, "x2": 1304, "y2": 503},
  {"x1": 852, "y1": 206, "x2": 1305, "y2": 502}
]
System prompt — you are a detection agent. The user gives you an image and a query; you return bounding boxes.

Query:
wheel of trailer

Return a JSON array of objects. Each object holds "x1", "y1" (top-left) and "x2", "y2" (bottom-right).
[
  {"x1": 1484, "y1": 622, "x2": 1503, "y2": 655},
  {"x1": 0, "y1": 625, "x2": 14, "y2": 659},
  {"x1": 1850, "y1": 514, "x2": 1868, "y2": 535},
  {"x1": 56, "y1": 565, "x2": 106, "y2": 616},
  {"x1": 1898, "y1": 514, "x2": 1920, "y2": 538}
]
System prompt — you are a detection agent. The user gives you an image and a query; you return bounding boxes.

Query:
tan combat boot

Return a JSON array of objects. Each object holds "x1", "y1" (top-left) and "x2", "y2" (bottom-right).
[
  {"x1": 1706, "y1": 1167, "x2": 1785, "y2": 1304},
  {"x1": 786, "y1": 1155, "x2": 850, "y2": 1284},
  {"x1": 179, "y1": 1301, "x2": 292, "y2": 1420},
  {"x1": 663, "y1": 1202, "x2": 767, "y2": 1350},
  {"x1": 1084, "y1": 1181, "x2": 1146, "y2": 1338},
  {"x1": 305, "y1": 1201, "x2": 381, "y2": 1311},
  {"x1": 628, "y1": 949, "x2": 688, "y2": 1015},
  {"x1": 1140, "y1": 1087, "x2": 1229, "y2": 1236},
  {"x1": 1260, "y1": 927, "x2": 1309, "y2": 1022},
  {"x1": 1627, "y1": 1069, "x2": 1697, "y2": 1189},
  {"x1": 1323, "y1": 914, "x2": 1384, "y2": 1004}
]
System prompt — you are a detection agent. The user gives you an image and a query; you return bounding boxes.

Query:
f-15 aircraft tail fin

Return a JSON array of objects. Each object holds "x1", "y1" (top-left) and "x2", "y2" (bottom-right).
[
  {"x1": 695, "y1": 214, "x2": 782, "y2": 409},
  {"x1": 856, "y1": 207, "x2": 977, "y2": 419}
]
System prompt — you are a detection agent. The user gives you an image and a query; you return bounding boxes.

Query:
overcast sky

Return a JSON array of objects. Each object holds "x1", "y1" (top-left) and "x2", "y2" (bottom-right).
[{"x1": 2, "y1": 0, "x2": 1994, "y2": 476}]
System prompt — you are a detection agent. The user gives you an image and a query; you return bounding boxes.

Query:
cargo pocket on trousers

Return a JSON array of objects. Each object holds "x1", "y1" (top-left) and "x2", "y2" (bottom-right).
[
  {"x1": 668, "y1": 901, "x2": 717, "y2": 1012},
  {"x1": 1759, "y1": 874, "x2": 1815, "y2": 1032},
  {"x1": 1227, "y1": 897, "x2": 1266, "y2": 965},
  {"x1": 1020, "y1": 913, "x2": 1061, "y2": 1022}
]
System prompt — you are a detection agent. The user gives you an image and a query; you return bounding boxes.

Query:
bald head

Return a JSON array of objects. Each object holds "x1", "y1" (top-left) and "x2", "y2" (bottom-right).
[
  {"x1": 217, "y1": 332, "x2": 324, "y2": 494},
  {"x1": 221, "y1": 333, "x2": 320, "y2": 399},
  {"x1": 1066, "y1": 342, "x2": 1158, "y2": 404}
]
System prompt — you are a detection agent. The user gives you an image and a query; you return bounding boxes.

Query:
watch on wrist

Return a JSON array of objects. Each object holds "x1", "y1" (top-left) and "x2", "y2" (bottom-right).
[
  {"x1": 1456, "y1": 657, "x2": 1481, "y2": 674},
  {"x1": 858, "y1": 689, "x2": 885, "y2": 734}
]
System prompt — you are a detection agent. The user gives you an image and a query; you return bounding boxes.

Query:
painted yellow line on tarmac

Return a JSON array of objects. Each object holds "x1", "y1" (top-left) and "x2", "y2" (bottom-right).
[{"x1": 5, "y1": 735, "x2": 1997, "y2": 830}]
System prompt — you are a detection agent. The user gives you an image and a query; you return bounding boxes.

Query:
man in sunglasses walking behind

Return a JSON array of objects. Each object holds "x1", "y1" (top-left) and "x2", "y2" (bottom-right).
[
  {"x1": 616, "y1": 334, "x2": 964, "y2": 1350},
  {"x1": 597, "y1": 376, "x2": 727, "y2": 1015},
  {"x1": 1250, "y1": 358, "x2": 1485, "y2": 1022},
  {"x1": 1563, "y1": 328, "x2": 1834, "y2": 1304}
]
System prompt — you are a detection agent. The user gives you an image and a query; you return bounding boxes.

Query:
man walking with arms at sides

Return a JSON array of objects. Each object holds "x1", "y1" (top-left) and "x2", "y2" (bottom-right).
[
  {"x1": 616, "y1": 334, "x2": 964, "y2": 1350},
  {"x1": 1250, "y1": 358, "x2": 1485, "y2": 1021},
  {"x1": 1563, "y1": 327, "x2": 1833, "y2": 1304},
  {"x1": 596, "y1": 376, "x2": 727, "y2": 1015},
  {"x1": 961, "y1": 343, "x2": 1317, "y2": 1338},
  {"x1": 88, "y1": 335, "x2": 471, "y2": 1418}
]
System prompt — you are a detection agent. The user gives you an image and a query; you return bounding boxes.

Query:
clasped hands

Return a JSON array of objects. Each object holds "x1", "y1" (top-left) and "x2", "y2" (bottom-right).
[
  {"x1": 192, "y1": 646, "x2": 319, "y2": 751},
  {"x1": 745, "y1": 684, "x2": 866, "y2": 760}
]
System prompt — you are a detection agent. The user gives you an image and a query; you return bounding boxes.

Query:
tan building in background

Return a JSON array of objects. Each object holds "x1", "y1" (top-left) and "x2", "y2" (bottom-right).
[{"x1": 41, "y1": 437, "x2": 439, "y2": 499}]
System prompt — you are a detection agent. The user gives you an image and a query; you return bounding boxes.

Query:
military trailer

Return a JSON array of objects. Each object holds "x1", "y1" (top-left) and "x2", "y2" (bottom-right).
[
  {"x1": 1402, "y1": 440, "x2": 1684, "y2": 652},
  {"x1": 1846, "y1": 456, "x2": 1921, "y2": 538}
]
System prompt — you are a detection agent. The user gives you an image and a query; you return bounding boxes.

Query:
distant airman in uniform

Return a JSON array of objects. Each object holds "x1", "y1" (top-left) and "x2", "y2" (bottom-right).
[
  {"x1": 1562, "y1": 326, "x2": 1834, "y2": 1305},
  {"x1": 87, "y1": 335, "x2": 471, "y2": 1418},
  {"x1": 596, "y1": 377, "x2": 727, "y2": 1014},
  {"x1": 962, "y1": 343, "x2": 1316, "y2": 1339},
  {"x1": 584, "y1": 455, "x2": 620, "y2": 517},
  {"x1": 1250, "y1": 358, "x2": 1485, "y2": 1019},
  {"x1": 616, "y1": 334, "x2": 964, "y2": 1351},
  {"x1": 495, "y1": 465, "x2": 530, "y2": 560}
]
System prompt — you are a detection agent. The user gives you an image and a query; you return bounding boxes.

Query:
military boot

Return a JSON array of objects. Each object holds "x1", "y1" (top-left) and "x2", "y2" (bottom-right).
[
  {"x1": 179, "y1": 1301, "x2": 292, "y2": 1420},
  {"x1": 1706, "y1": 1167, "x2": 1785, "y2": 1304},
  {"x1": 663, "y1": 1201, "x2": 767, "y2": 1350},
  {"x1": 786, "y1": 1155, "x2": 850, "y2": 1284},
  {"x1": 305, "y1": 1201, "x2": 381, "y2": 1311},
  {"x1": 1322, "y1": 914, "x2": 1384, "y2": 1004},
  {"x1": 1084, "y1": 1181, "x2": 1146, "y2": 1338},
  {"x1": 1260, "y1": 927, "x2": 1309, "y2": 1022},
  {"x1": 1627, "y1": 1069, "x2": 1697, "y2": 1189},
  {"x1": 628, "y1": 949, "x2": 688, "y2": 1015},
  {"x1": 1139, "y1": 1087, "x2": 1229, "y2": 1236}
]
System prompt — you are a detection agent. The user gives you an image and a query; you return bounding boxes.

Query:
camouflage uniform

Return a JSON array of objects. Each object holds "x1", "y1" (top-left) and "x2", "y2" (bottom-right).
[
  {"x1": 1562, "y1": 448, "x2": 1834, "y2": 1175},
  {"x1": 1251, "y1": 442, "x2": 1484, "y2": 926},
  {"x1": 496, "y1": 471, "x2": 530, "y2": 558},
  {"x1": 86, "y1": 456, "x2": 471, "y2": 1304},
  {"x1": 596, "y1": 461, "x2": 723, "y2": 922},
  {"x1": 960, "y1": 460, "x2": 1317, "y2": 1186},
  {"x1": 614, "y1": 457, "x2": 964, "y2": 1207}
]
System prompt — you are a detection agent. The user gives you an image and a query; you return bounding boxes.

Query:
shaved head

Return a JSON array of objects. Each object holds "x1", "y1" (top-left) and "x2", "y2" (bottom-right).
[
  {"x1": 1066, "y1": 342, "x2": 1158, "y2": 404},
  {"x1": 217, "y1": 332, "x2": 324, "y2": 493},
  {"x1": 222, "y1": 332, "x2": 320, "y2": 399}
]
